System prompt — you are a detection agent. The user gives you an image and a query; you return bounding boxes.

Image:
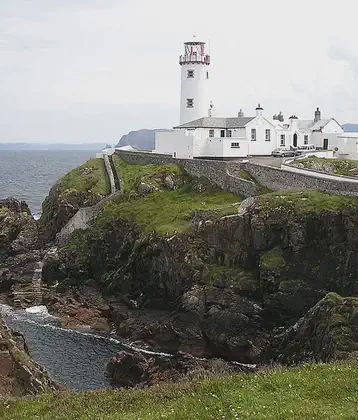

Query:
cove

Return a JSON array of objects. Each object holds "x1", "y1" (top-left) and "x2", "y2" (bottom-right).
[{"x1": 0, "y1": 305, "x2": 123, "y2": 391}]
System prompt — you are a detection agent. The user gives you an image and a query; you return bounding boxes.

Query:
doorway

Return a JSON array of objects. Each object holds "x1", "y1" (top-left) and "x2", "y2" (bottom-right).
[
  {"x1": 323, "y1": 138, "x2": 328, "y2": 150},
  {"x1": 293, "y1": 133, "x2": 298, "y2": 148}
]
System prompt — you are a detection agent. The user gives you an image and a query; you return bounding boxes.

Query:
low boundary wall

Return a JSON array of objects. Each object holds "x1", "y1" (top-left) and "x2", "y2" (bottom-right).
[
  {"x1": 242, "y1": 162, "x2": 358, "y2": 196},
  {"x1": 115, "y1": 150, "x2": 258, "y2": 198}
]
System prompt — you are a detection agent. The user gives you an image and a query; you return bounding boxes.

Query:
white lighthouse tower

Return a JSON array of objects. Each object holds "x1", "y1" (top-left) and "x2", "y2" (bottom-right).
[{"x1": 179, "y1": 40, "x2": 211, "y2": 125}]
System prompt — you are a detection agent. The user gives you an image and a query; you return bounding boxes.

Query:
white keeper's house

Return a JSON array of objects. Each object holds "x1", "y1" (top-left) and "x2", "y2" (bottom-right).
[{"x1": 155, "y1": 40, "x2": 347, "y2": 159}]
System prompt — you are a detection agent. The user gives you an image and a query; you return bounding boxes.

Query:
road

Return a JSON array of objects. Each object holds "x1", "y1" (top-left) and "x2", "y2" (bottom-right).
[{"x1": 247, "y1": 156, "x2": 284, "y2": 168}]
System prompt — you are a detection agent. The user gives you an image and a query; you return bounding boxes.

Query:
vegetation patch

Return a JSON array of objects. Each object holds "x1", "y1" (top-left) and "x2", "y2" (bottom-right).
[
  {"x1": 96, "y1": 156, "x2": 240, "y2": 234},
  {"x1": 206, "y1": 264, "x2": 259, "y2": 293},
  {"x1": 2, "y1": 361, "x2": 358, "y2": 419},
  {"x1": 293, "y1": 156, "x2": 358, "y2": 177},
  {"x1": 112, "y1": 156, "x2": 182, "y2": 193},
  {"x1": 57, "y1": 158, "x2": 110, "y2": 196},
  {"x1": 261, "y1": 247, "x2": 286, "y2": 270},
  {"x1": 258, "y1": 189, "x2": 358, "y2": 214},
  {"x1": 98, "y1": 190, "x2": 239, "y2": 235}
]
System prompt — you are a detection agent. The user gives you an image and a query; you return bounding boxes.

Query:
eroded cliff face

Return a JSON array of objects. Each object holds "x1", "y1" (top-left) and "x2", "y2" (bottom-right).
[{"x1": 41, "y1": 192, "x2": 358, "y2": 364}]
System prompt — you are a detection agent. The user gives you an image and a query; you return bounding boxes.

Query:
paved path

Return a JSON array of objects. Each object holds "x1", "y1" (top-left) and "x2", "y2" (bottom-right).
[{"x1": 247, "y1": 157, "x2": 284, "y2": 168}]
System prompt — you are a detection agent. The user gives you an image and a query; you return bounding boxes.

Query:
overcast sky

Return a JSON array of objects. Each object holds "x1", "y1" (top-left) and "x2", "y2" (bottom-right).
[{"x1": 1, "y1": 0, "x2": 357, "y2": 143}]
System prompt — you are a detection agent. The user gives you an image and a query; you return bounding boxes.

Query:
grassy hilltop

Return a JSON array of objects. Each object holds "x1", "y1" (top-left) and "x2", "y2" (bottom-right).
[{"x1": 2, "y1": 361, "x2": 358, "y2": 419}]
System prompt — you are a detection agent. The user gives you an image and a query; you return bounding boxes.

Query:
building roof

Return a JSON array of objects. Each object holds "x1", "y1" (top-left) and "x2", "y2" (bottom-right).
[{"x1": 174, "y1": 116, "x2": 255, "y2": 129}]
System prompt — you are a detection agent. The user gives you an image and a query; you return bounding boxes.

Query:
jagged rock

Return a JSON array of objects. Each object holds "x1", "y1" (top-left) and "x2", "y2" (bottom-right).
[
  {"x1": 0, "y1": 316, "x2": 60, "y2": 396},
  {"x1": 106, "y1": 350, "x2": 257, "y2": 388},
  {"x1": 275, "y1": 293, "x2": 358, "y2": 363},
  {"x1": 0, "y1": 199, "x2": 35, "y2": 262},
  {"x1": 38, "y1": 185, "x2": 103, "y2": 243}
]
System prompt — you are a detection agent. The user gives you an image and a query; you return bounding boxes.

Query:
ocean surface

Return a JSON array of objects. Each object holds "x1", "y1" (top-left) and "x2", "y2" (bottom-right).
[{"x1": 0, "y1": 150, "x2": 97, "y2": 218}]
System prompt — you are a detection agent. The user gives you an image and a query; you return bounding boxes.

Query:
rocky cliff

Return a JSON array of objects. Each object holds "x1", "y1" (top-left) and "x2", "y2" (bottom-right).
[
  {"x1": 40, "y1": 160, "x2": 358, "y2": 365},
  {"x1": 2, "y1": 157, "x2": 358, "y2": 390}
]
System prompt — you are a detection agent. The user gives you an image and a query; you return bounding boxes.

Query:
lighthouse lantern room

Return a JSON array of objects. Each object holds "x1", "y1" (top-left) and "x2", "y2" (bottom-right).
[{"x1": 179, "y1": 41, "x2": 211, "y2": 125}]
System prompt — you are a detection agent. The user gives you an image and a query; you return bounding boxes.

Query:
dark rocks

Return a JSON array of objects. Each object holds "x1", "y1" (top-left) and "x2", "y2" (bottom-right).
[
  {"x1": 106, "y1": 350, "x2": 257, "y2": 388},
  {"x1": 275, "y1": 293, "x2": 358, "y2": 364}
]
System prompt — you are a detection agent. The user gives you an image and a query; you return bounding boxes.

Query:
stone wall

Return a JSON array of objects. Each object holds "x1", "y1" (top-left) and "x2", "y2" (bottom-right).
[
  {"x1": 115, "y1": 150, "x2": 258, "y2": 198},
  {"x1": 104, "y1": 154, "x2": 116, "y2": 194},
  {"x1": 242, "y1": 162, "x2": 358, "y2": 196}
]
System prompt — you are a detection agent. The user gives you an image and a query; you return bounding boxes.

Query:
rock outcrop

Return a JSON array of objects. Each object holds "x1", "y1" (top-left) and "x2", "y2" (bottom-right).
[
  {"x1": 0, "y1": 316, "x2": 60, "y2": 396},
  {"x1": 106, "y1": 350, "x2": 257, "y2": 388},
  {"x1": 275, "y1": 293, "x2": 358, "y2": 363},
  {"x1": 41, "y1": 189, "x2": 358, "y2": 365}
]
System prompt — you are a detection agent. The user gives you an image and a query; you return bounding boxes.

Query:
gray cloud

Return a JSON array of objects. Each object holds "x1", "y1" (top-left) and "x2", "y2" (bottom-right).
[{"x1": 0, "y1": 0, "x2": 357, "y2": 143}]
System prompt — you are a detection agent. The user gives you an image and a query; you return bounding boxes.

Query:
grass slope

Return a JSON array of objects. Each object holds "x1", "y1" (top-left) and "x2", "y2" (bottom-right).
[
  {"x1": 112, "y1": 155, "x2": 181, "y2": 193},
  {"x1": 2, "y1": 362, "x2": 358, "y2": 419},
  {"x1": 259, "y1": 189, "x2": 358, "y2": 214},
  {"x1": 58, "y1": 158, "x2": 110, "y2": 196},
  {"x1": 99, "y1": 157, "x2": 241, "y2": 234},
  {"x1": 98, "y1": 191, "x2": 240, "y2": 234}
]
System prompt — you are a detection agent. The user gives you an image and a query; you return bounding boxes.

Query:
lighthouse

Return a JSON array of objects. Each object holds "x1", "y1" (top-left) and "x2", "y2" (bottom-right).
[{"x1": 179, "y1": 41, "x2": 211, "y2": 125}]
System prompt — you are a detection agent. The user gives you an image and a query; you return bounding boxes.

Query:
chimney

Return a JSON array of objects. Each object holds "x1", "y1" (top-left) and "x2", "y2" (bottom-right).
[
  {"x1": 314, "y1": 107, "x2": 321, "y2": 123},
  {"x1": 255, "y1": 103, "x2": 263, "y2": 117},
  {"x1": 238, "y1": 109, "x2": 244, "y2": 118},
  {"x1": 273, "y1": 112, "x2": 284, "y2": 122}
]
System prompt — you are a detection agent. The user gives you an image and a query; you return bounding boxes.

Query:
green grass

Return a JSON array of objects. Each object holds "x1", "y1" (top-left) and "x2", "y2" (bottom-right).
[
  {"x1": 2, "y1": 361, "x2": 358, "y2": 419},
  {"x1": 98, "y1": 190, "x2": 240, "y2": 234},
  {"x1": 112, "y1": 156, "x2": 182, "y2": 193},
  {"x1": 58, "y1": 158, "x2": 110, "y2": 196},
  {"x1": 258, "y1": 189, "x2": 358, "y2": 214},
  {"x1": 295, "y1": 156, "x2": 358, "y2": 177},
  {"x1": 261, "y1": 247, "x2": 286, "y2": 270}
]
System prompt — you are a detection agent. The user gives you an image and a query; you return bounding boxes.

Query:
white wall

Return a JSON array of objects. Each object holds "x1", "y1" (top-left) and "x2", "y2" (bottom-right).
[
  {"x1": 246, "y1": 117, "x2": 277, "y2": 155},
  {"x1": 180, "y1": 64, "x2": 210, "y2": 125},
  {"x1": 322, "y1": 120, "x2": 344, "y2": 134},
  {"x1": 155, "y1": 130, "x2": 194, "y2": 159}
]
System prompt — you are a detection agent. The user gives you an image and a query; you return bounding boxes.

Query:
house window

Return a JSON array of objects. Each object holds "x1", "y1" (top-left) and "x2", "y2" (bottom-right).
[
  {"x1": 226, "y1": 130, "x2": 232, "y2": 138},
  {"x1": 280, "y1": 134, "x2": 285, "y2": 146},
  {"x1": 251, "y1": 128, "x2": 256, "y2": 141},
  {"x1": 231, "y1": 142, "x2": 240, "y2": 148},
  {"x1": 304, "y1": 135, "x2": 308, "y2": 145},
  {"x1": 206, "y1": 71, "x2": 209, "y2": 79},
  {"x1": 187, "y1": 69, "x2": 194, "y2": 78},
  {"x1": 186, "y1": 98, "x2": 194, "y2": 108},
  {"x1": 209, "y1": 129, "x2": 214, "y2": 138},
  {"x1": 265, "y1": 129, "x2": 271, "y2": 141},
  {"x1": 220, "y1": 130, "x2": 225, "y2": 138}
]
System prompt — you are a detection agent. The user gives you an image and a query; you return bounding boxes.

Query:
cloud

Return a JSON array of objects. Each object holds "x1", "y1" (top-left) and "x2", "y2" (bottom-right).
[{"x1": 1, "y1": 0, "x2": 358, "y2": 142}]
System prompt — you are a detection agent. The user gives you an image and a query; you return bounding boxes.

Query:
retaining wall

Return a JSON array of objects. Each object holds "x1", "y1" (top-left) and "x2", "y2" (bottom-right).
[
  {"x1": 242, "y1": 162, "x2": 358, "y2": 196},
  {"x1": 115, "y1": 150, "x2": 257, "y2": 198},
  {"x1": 104, "y1": 154, "x2": 116, "y2": 194}
]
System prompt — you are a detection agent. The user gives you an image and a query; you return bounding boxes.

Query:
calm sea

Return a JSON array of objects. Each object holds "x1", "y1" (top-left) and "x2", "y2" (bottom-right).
[{"x1": 0, "y1": 150, "x2": 97, "y2": 218}]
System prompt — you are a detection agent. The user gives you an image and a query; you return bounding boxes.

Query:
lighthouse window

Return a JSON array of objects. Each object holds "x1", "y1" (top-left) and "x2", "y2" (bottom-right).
[
  {"x1": 186, "y1": 98, "x2": 194, "y2": 108},
  {"x1": 206, "y1": 71, "x2": 209, "y2": 79},
  {"x1": 251, "y1": 129, "x2": 256, "y2": 141},
  {"x1": 187, "y1": 70, "x2": 194, "y2": 78},
  {"x1": 231, "y1": 142, "x2": 240, "y2": 148}
]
